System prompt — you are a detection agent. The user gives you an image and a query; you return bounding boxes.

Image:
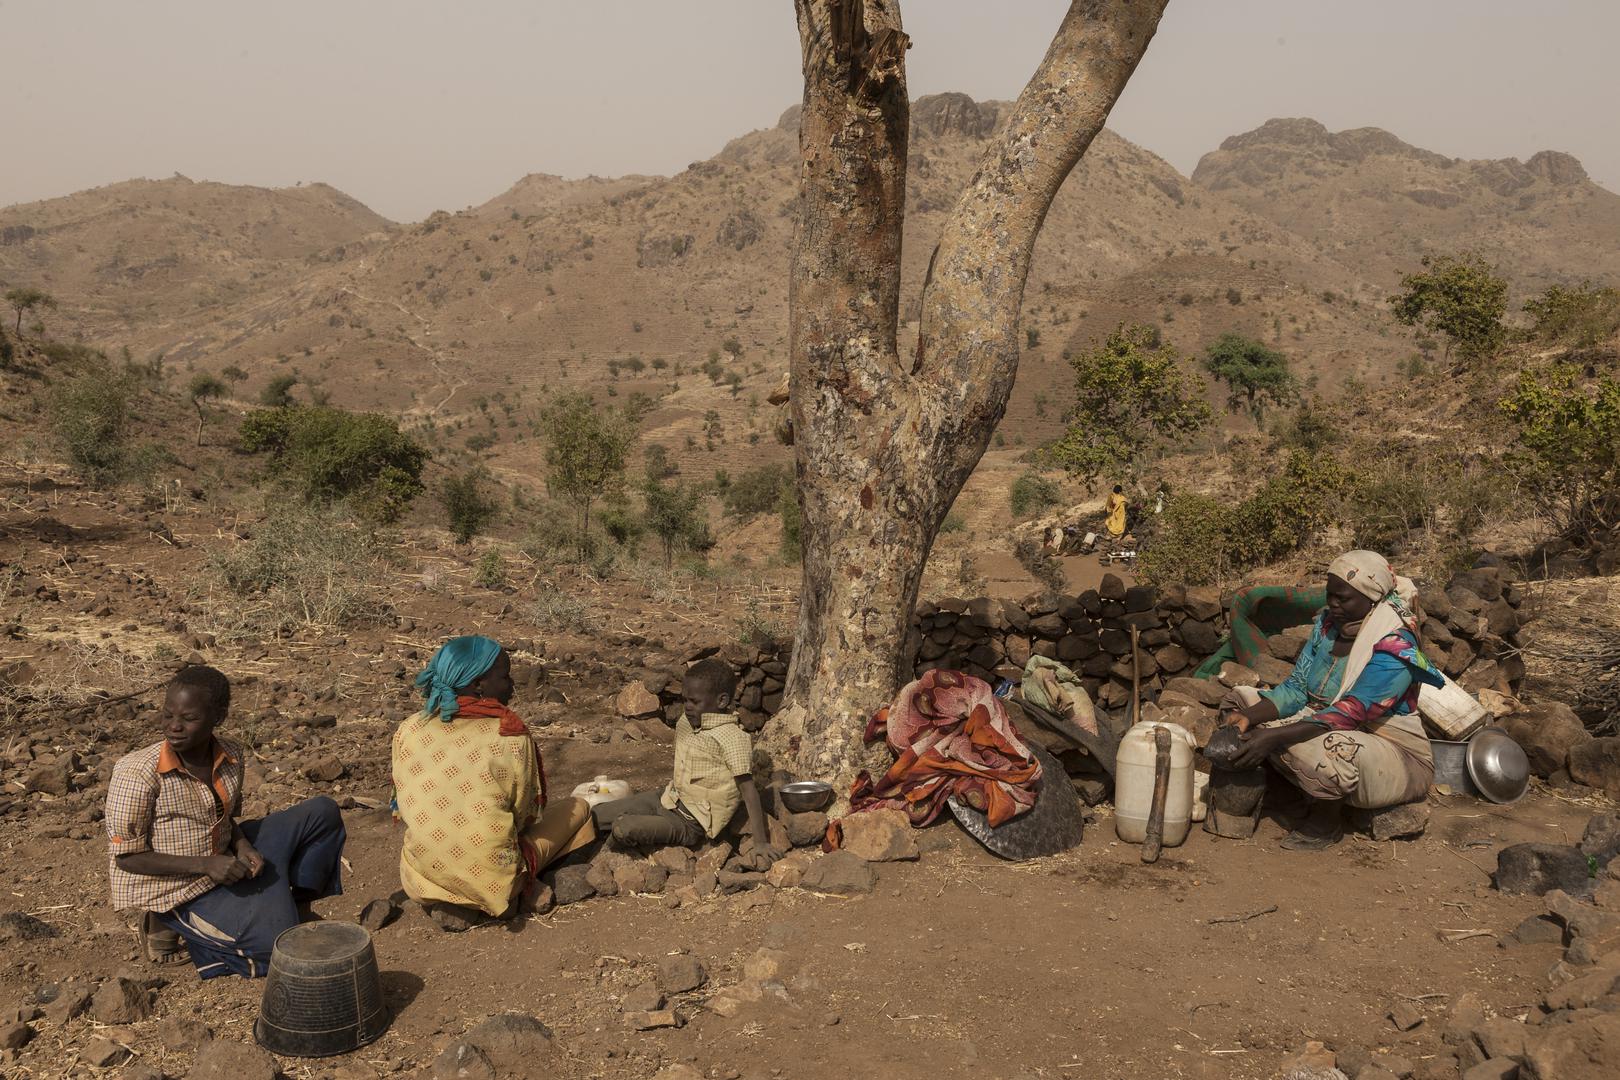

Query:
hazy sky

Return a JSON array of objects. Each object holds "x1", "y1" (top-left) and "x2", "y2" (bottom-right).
[{"x1": 4, "y1": 1, "x2": 1616, "y2": 222}]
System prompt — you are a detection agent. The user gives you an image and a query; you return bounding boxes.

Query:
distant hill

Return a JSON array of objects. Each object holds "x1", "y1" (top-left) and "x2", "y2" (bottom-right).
[
  {"x1": 3, "y1": 100, "x2": 1615, "y2": 484},
  {"x1": 0, "y1": 176, "x2": 391, "y2": 344},
  {"x1": 1192, "y1": 118, "x2": 1620, "y2": 302}
]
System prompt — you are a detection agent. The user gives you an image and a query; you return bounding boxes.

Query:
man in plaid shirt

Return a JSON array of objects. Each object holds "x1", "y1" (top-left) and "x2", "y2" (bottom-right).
[{"x1": 105, "y1": 665, "x2": 346, "y2": 978}]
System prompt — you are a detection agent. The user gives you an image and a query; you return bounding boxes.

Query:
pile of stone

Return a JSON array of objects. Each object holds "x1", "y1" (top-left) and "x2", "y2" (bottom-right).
[{"x1": 542, "y1": 806, "x2": 919, "y2": 910}]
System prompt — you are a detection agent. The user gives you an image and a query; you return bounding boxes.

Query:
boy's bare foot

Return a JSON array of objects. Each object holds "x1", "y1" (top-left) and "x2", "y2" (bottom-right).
[{"x1": 140, "y1": 911, "x2": 186, "y2": 965}]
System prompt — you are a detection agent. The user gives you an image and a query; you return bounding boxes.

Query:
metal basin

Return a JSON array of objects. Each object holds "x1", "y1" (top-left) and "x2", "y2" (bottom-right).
[
  {"x1": 1466, "y1": 726, "x2": 1530, "y2": 805},
  {"x1": 779, "y1": 780, "x2": 835, "y2": 813}
]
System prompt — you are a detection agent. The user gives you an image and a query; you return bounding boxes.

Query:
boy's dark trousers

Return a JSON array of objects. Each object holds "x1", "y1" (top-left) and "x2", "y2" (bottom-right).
[{"x1": 593, "y1": 789, "x2": 706, "y2": 848}]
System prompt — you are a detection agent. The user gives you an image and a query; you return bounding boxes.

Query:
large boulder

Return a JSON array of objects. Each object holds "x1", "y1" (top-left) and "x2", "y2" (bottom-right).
[
  {"x1": 615, "y1": 682, "x2": 662, "y2": 719},
  {"x1": 1501, "y1": 702, "x2": 1593, "y2": 778},
  {"x1": 836, "y1": 809, "x2": 919, "y2": 862},
  {"x1": 1570, "y1": 738, "x2": 1620, "y2": 799},
  {"x1": 799, "y1": 850, "x2": 877, "y2": 895},
  {"x1": 1495, "y1": 843, "x2": 1594, "y2": 898},
  {"x1": 1523, "y1": 1012, "x2": 1620, "y2": 1080},
  {"x1": 187, "y1": 1040, "x2": 281, "y2": 1080},
  {"x1": 446, "y1": 1013, "x2": 556, "y2": 1077}
]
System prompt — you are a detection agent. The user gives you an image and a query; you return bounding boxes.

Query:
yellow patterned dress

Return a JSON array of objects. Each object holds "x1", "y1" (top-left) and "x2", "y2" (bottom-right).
[{"x1": 392, "y1": 709, "x2": 593, "y2": 915}]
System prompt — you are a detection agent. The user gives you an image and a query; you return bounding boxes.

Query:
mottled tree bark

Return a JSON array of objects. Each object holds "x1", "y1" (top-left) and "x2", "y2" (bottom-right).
[{"x1": 774, "y1": 0, "x2": 1169, "y2": 792}]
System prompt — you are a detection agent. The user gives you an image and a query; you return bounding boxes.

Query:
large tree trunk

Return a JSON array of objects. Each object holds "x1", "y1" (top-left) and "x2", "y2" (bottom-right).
[{"x1": 773, "y1": 0, "x2": 1169, "y2": 790}]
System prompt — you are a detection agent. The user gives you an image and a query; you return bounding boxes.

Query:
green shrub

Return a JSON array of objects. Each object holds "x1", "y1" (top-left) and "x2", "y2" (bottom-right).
[
  {"x1": 1009, "y1": 472, "x2": 1061, "y2": 518},
  {"x1": 473, "y1": 549, "x2": 506, "y2": 589},
  {"x1": 438, "y1": 468, "x2": 501, "y2": 544},
  {"x1": 260, "y1": 374, "x2": 298, "y2": 407},
  {"x1": 0, "y1": 323, "x2": 13, "y2": 367},
  {"x1": 940, "y1": 510, "x2": 967, "y2": 534},
  {"x1": 598, "y1": 501, "x2": 643, "y2": 547},
  {"x1": 47, "y1": 364, "x2": 144, "y2": 485},
  {"x1": 1499, "y1": 363, "x2": 1620, "y2": 540},
  {"x1": 531, "y1": 581, "x2": 591, "y2": 632},
  {"x1": 240, "y1": 405, "x2": 428, "y2": 522},
  {"x1": 1140, "y1": 452, "x2": 1346, "y2": 586},
  {"x1": 207, "y1": 500, "x2": 389, "y2": 633},
  {"x1": 1522, "y1": 281, "x2": 1620, "y2": 349},
  {"x1": 722, "y1": 463, "x2": 791, "y2": 518}
]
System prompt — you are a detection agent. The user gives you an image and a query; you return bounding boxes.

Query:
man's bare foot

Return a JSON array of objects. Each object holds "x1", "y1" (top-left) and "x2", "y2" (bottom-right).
[{"x1": 140, "y1": 911, "x2": 185, "y2": 965}]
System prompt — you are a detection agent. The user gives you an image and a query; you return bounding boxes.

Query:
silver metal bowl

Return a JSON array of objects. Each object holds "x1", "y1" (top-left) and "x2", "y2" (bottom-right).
[
  {"x1": 1465, "y1": 726, "x2": 1530, "y2": 805},
  {"x1": 778, "y1": 780, "x2": 834, "y2": 813}
]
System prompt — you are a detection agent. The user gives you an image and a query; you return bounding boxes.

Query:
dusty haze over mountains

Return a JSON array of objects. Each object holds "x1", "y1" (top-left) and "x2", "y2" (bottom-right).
[{"x1": 4, "y1": 0, "x2": 1618, "y2": 221}]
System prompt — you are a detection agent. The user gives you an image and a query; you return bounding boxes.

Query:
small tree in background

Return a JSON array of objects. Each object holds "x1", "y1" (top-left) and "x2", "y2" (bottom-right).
[
  {"x1": 1522, "y1": 281, "x2": 1620, "y2": 349},
  {"x1": 1203, "y1": 333, "x2": 1296, "y2": 420},
  {"x1": 540, "y1": 391, "x2": 638, "y2": 554},
  {"x1": 1390, "y1": 252, "x2": 1507, "y2": 366},
  {"x1": 1046, "y1": 323, "x2": 1212, "y2": 483},
  {"x1": 439, "y1": 468, "x2": 502, "y2": 544},
  {"x1": 643, "y1": 478, "x2": 712, "y2": 566},
  {"x1": 644, "y1": 442, "x2": 678, "y2": 481},
  {"x1": 1499, "y1": 364, "x2": 1620, "y2": 541},
  {"x1": 260, "y1": 374, "x2": 298, "y2": 407},
  {"x1": 4, "y1": 287, "x2": 56, "y2": 336},
  {"x1": 186, "y1": 372, "x2": 228, "y2": 446}
]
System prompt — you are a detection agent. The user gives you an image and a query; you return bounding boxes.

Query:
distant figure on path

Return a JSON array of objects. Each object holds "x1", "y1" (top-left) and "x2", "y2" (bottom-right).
[
  {"x1": 1105, "y1": 484, "x2": 1128, "y2": 538},
  {"x1": 105, "y1": 665, "x2": 345, "y2": 978}
]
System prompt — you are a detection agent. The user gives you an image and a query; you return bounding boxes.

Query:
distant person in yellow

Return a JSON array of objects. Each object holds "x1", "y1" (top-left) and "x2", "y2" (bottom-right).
[
  {"x1": 1105, "y1": 484, "x2": 1128, "y2": 539},
  {"x1": 392, "y1": 635, "x2": 594, "y2": 931}
]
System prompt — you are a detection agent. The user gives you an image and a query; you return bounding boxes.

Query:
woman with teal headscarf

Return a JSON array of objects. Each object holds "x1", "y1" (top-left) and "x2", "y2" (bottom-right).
[{"x1": 390, "y1": 635, "x2": 595, "y2": 929}]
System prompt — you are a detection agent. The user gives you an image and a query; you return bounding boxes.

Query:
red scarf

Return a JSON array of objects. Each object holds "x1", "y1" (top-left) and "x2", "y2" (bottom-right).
[{"x1": 453, "y1": 696, "x2": 547, "y2": 809}]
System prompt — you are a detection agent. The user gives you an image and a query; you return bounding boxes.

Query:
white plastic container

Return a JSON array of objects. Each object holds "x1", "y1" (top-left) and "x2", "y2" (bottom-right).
[
  {"x1": 1418, "y1": 675, "x2": 1489, "y2": 741},
  {"x1": 570, "y1": 776, "x2": 632, "y2": 807},
  {"x1": 1114, "y1": 721, "x2": 1196, "y2": 847}
]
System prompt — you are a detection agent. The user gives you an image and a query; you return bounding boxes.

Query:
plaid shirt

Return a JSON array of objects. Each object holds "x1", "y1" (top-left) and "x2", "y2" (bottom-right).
[
  {"x1": 104, "y1": 738, "x2": 245, "y2": 912},
  {"x1": 660, "y1": 713, "x2": 753, "y2": 838}
]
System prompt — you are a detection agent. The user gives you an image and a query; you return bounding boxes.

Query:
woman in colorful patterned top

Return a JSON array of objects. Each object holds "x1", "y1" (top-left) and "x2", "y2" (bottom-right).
[
  {"x1": 392, "y1": 636, "x2": 595, "y2": 930},
  {"x1": 1219, "y1": 550, "x2": 1444, "y2": 850}
]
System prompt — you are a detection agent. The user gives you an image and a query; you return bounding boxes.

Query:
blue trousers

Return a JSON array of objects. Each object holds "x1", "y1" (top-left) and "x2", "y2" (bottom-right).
[{"x1": 159, "y1": 796, "x2": 345, "y2": 979}]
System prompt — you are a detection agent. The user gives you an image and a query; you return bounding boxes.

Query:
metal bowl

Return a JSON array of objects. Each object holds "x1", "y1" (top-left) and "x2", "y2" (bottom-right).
[
  {"x1": 778, "y1": 780, "x2": 835, "y2": 813},
  {"x1": 1465, "y1": 726, "x2": 1530, "y2": 805}
]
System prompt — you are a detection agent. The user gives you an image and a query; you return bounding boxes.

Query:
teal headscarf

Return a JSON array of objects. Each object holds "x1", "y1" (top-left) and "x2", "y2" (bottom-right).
[{"x1": 415, "y1": 635, "x2": 502, "y2": 721}]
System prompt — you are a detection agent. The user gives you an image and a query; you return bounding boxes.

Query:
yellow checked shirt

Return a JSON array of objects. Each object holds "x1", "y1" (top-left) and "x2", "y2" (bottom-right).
[{"x1": 660, "y1": 713, "x2": 752, "y2": 838}]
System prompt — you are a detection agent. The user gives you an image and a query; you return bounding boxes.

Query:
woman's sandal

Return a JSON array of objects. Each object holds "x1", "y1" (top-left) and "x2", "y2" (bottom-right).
[{"x1": 140, "y1": 911, "x2": 187, "y2": 965}]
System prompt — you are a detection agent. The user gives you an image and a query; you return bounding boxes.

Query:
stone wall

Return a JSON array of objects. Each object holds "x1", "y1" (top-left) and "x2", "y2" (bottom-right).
[{"x1": 621, "y1": 563, "x2": 1530, "y2": 731}]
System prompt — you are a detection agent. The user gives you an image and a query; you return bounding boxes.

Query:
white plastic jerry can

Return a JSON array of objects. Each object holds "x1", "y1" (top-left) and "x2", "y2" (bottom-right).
[
  {"x1": 1114, "y1": 721, "x2": 1196, "y2": 847},
  {"x1": 569, "y1": 775, "x2": 632, "y2": 807}
]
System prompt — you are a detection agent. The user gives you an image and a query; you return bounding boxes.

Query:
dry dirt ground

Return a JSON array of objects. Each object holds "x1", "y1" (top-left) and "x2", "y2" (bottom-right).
[{"x1": 0, "y1": 472, "x2": 1613, "y2": 1080}]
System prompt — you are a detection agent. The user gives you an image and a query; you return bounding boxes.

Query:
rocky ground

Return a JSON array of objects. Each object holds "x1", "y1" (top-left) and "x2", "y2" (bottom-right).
[{"x1": 3, "y1": 472, "x2": 1620, "y2": 1080}]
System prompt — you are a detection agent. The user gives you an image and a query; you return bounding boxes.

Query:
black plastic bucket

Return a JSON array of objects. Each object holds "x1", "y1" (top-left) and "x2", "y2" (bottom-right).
[{"x1": 254, "y1": 922, "x2": 389, "y2": 1057}]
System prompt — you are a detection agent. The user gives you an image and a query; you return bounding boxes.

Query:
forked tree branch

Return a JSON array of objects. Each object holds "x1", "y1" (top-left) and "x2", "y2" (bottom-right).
[{"x1": 918, "y1": 0, "x2": 1169, "y2": 409}]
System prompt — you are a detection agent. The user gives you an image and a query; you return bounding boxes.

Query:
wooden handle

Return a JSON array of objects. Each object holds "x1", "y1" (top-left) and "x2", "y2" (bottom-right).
[
  {"x1": 1142, "y1": 726, "x2": 1172, "y2": 864},
  {"x1": 1130, "y1": 625, "x2": 1142, "y2": 728}
]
